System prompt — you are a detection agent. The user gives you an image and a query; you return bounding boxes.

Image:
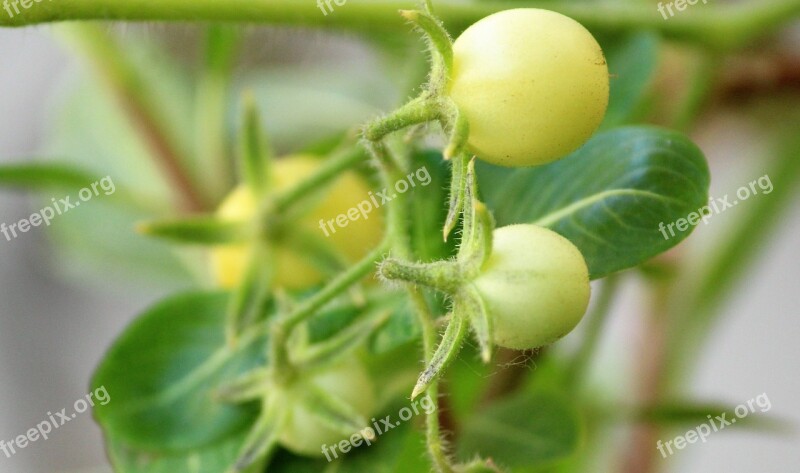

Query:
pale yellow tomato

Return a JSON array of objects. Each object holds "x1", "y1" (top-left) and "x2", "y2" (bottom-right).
[
  {"x1": 271, "y1": 356, "x2": 375, "y2": 456},
  {"x1": 211, "y1": 156, "x2": 383, "y2": 289},
  {"x1": 474, "y1": 224, "x2": 591, "y2": 349},
  {"x1": 450, "y1": 9, "x2": 609, "y2": 167}
]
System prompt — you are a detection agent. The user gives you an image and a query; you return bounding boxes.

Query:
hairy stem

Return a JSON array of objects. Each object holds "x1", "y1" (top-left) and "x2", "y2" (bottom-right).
[
  {"x1": 365, "y1": 113, "x2": 456, "y2": 471},
  {"x1": 408, "y1": 289, "x2": 455, "y2": 473}
]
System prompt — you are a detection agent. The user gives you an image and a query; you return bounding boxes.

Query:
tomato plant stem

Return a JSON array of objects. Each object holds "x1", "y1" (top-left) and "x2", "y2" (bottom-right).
[
  {"x1": 408, "y1": 289, "x2": 455, "y2": 473},
  {"x1": 7, "y1": 0, "x2": 800, "y2": 49},
  {"x1": 365, "y1": 114, "x2": 458, "y2": 471},
  {"x1": 363, "y1": 96, "x2": 442, "y2": 144}
]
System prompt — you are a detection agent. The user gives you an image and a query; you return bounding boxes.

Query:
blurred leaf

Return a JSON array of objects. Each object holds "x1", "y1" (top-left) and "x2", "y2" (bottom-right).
[
  {"x1": 56, "y1": 24, "x2": 201, "y2": 203},
  {"x1": 478, "y1": 126, "x2": 710, "y2": 279},
  {"x1": 0, "y1": 162, "x2": 106, "y2": 191},
  {"x1": 45, "y1": 200, "x2": 198, "y2": 284},
  {"x1": 457, "y1": 390, "x2": 581, "y2": 470},
  {"x1": 137, "y1": 216, "x2": 251, "y2": 245},
  {"x1": 237, "y1": 92, "x2": 271, "y2": 196},
  {"x1": 105, "y1": 431, "x2": 263, "y2": 473},
  {"x1": 631, "y1": 400, "x2": 791, "y2": 433},
  {"x1": 92, "y1": 291, "x2": 266, "y2": 452},
  {"x1": 600, "y1": 32, "x2": 661, "y2": 129}
]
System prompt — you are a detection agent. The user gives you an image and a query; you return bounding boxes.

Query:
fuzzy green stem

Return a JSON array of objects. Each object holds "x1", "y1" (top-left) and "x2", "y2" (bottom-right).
[
  {"x1": 380, "y1": 259, "x2": 462, "y2": 293},
  {"x1": 363, "y1": 96, "x2": 442, "y2": 144},
  {"x1": 400, "y1": 9, "x2": 453, "y2": 90},
  {"x1": 365, "y1": 104, "x2": 457, "y2": 472},
  {"x1": 407, "y1": 289, "x2": 455, "y2": 473}
]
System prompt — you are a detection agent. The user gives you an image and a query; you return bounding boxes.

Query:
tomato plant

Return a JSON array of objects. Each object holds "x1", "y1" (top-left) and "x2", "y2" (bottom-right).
[{"x1": 2, "y1": 1, "x2": 799, "y2": 473}]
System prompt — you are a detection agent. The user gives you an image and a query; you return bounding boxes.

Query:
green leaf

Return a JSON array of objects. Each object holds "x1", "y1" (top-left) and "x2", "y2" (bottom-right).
[
  {"x1": 137, "y1": 216, "x2": 251, "y2": 245},
  {"x1": 630, "y1": 400, "x2": 790, "y2": 433},
  {"x1": 600, "y1": 32, "x2": 661, "y2": 129},
  {"x1": 92, "y1": 291, "x2": 266, "y2": 453},
  {"x1": 0, "y1": 162, "x2": 105, "y2": 191},
  {"x1": 478, "y1": 126, "x2": 710, "y2": 279},
  {"x1": 457, "y1": 390, "x2": 581, "y2": 470},
  {"x1": 237, "y1": 92, "x2": 271, "y2": 196},
  {"x1": 105, "y1": 431, "x2": 263, "y2": 473}
]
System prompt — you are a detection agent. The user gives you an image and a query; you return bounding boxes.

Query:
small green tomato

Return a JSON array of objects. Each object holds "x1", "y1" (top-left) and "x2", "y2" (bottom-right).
[
  {"x1": 473, "y1": 224, "x2": 590, "y2": 350},
  {"x1": 449, "y1": 8, "x2": 609, "y2": 167},
  {"x1": 271, "y1": 356, "x2": 375, "y2": 456}
]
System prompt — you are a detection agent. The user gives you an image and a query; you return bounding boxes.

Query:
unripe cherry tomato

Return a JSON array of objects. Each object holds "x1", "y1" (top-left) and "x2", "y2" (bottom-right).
[
  {"x1": 272, "y1": 356, "x2": 375, "y2": 456},
  {"x1": 450, "y1": 8, "x2": 609, "y2": 167},
  {"x1": 473, "y1": 224, "x2": 590, "y2": 349},
  {"x1": 210, "y1": 156, "x2": 384, "y2": 290}
]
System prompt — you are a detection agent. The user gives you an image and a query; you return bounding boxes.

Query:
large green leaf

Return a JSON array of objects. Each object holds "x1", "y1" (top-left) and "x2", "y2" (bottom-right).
[
  {"x1": 478, "y1": 126, "x2": 710, "y2": 279},
  {"x1": 92, "y1": 291, "x2": 266, "y2": 453},
  {"x1": 457, "y1": 390, "x2": 581, "y2": 470}
]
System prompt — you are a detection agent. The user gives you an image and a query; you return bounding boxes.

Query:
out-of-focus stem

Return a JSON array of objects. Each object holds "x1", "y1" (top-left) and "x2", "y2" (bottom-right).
[{"x1": 7, "y1": 1, "x2": 800, "y2": 50}]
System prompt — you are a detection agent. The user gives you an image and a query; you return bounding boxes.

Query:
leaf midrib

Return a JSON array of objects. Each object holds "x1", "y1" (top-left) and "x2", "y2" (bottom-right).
[{"x1": 532, "y1": 188, "x2": 684, "y2": 228}]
